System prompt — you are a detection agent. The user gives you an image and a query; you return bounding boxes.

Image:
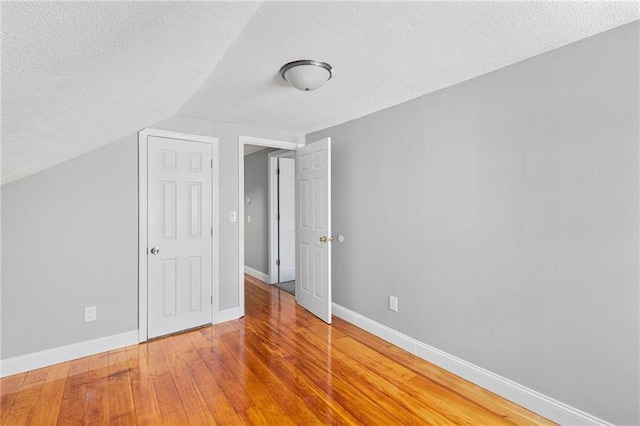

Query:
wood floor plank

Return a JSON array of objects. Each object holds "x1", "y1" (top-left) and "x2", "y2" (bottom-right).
[
  {"x1": 107, "y1": 348, "x2": 135, "y2": 422},
  {"x1": 220, "y1": 326, "x2": 322, "y2": 425},
  {"x1": 185, "y1": 353, "x2": 243, "y2": 425},
  {"x1": 2, "y1": 368, "x2": 48, "y2": 425},
  {"x1": 0, "y1": 274, "x2": 554, "y2": 425},
  {"x1": 0, "y1": 372, "x2": 26, "y2": 424},
  {"x1": 301, "y1": 331, "x2": 458, "y2": 424},
  {"x1": 327, "y1": 333, "x2": 509, "y2": 425},
  {"x1": 208, "y1": 332, "x2": 296, "y2": 425},
  {"x1": 21, "y1": 368, "x2": 49, "y2": 387},
  {"x1": 237, "y1": 305, "x2": 363, "y2": 424},
  {"x1": 160, "y1": 333, "x2": 217, "y2": 425},
  {"x1": 83, "y1": 352, "x2": 110, "y2": 425},
  {"x1": 55, "y1": 356, "x2": 91, "y2": 426},
  {"x1": 196, "y1": 337, "x2": 255, "y2": 416},
  {"x1": 244, "y1": 283, "x2": 435, "y2": 425},
  {"x1": 29, "y1": 361, "x2": 69, "y2": 425},
  {"x1": 146, "y1": 338, "x2": 190, "y2": 424},
  {"x1": 125, "y1": 344, "x2": 162, "y2": 425},
  {"x1": 332, "y1": 319, "x2": 548, "y2": 425},
  {"x1": 254, "y1": 341, "x2": 360, "y2": 425}
]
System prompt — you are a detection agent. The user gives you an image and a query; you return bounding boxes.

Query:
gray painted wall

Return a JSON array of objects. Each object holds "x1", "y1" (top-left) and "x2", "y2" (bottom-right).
[
  {"x1": 1, "y1": 135, "x2": 139, "y2": 358},
  {"x1": 244, "y1": 149, "x2": 272, "y2": 274},
  {"x1": 1, "y1": 116, "x2": 301, "y2": 358},
  {"x1": 308, "y1": 22, "x2": 639, "y2": 425}
]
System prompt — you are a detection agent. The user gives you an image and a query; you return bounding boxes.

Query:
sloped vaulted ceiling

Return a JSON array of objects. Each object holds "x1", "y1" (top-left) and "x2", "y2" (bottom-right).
[
  {"x1": 1, "y1": 2, "x2": 260, "y2": 183},
  {"x1": 2, "y1": 1, "x2": 638, "y2": 184},
  {"x1": 180, "y1": 1, "x2": 639, "y2": 133}
]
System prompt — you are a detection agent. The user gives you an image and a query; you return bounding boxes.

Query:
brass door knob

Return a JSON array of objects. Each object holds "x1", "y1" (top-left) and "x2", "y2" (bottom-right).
[{"x1": 319, "y1": 236, "x2": 334, "y2": 243}]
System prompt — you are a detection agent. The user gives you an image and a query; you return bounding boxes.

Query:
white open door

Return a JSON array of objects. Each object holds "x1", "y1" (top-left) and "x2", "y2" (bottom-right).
[
  {"x1": 295, "y1": 137, "x2": 332, "y2": 324},
  {"x1": 278, "y1": 157, "x2": 296, "y2": 282},
  {"x1": 147, "y1": 136, "x2": 213, "y2": 339}
]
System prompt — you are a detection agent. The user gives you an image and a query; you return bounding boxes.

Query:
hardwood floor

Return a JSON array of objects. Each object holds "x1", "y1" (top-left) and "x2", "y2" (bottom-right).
[{"x1": 1, "y1": 275, "x2": 553, "y2": 425}]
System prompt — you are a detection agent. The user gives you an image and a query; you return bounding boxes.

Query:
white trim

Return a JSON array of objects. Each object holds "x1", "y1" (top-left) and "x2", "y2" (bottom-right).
[
  {"x1": 138, "y1": 132, "x2": 148, "y2": 343},
  {"x1": 0, "y1": 331, "x2": 138, "y2": 378},
  {"x1": 332, "y1": 303, "x2": 613, "y2": 426},
  {"x1": 244, "y1": 266, "x2": 270, "y2": 283},
  {"x1": 268, "y1": 149, "x2": 296, "y2": 284},
  {"x1": 211, "y1": 143, "x2": 220, "y2": 325},
  {"x1": 238, "y1": 136, "x2": 302, "y2": 318},
  {"x1": 268, "y1": 154, "x2": 279, "y2": 284},
  {"x1": 214, "y1": 307, "x2": 241, "y2": 324},
  {"x1": 138, "y1": 128, "x2": 219, "y2": 342}
]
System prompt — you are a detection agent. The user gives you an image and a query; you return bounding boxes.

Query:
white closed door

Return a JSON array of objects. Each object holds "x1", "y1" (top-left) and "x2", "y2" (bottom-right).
[
  {"x1": 295, "y1": 137, "x2": 332, "y2": 324},
  {"x1": 278, "y1": 157, "x2": 296, "y2": 282},
  {"x1": 147, "y1": 136, "x2": 213, "y2": 339}
]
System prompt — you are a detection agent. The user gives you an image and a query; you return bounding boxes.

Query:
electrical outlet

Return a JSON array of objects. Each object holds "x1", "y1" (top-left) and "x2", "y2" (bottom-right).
[
  {"x1": 85, "y1": 306, "x2": 97, "y2": 322},
  {"x1": 389, "y1": 296, "x2": 398, "y2": 312}
]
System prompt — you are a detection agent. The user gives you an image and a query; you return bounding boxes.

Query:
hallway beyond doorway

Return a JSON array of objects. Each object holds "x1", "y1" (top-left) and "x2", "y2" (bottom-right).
[{"x1": 275, "y1": 280, "x2": 295, "y2": 295}]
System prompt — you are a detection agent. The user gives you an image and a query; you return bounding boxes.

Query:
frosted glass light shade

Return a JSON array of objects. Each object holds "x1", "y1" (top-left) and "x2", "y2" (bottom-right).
[{"x1": 280, "y1": 60, "x2": 333, "y2": 91}]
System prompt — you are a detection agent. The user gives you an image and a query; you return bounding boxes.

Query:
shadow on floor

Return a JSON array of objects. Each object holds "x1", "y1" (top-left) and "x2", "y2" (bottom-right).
[{"x1": 275, "y1": 280, "x2": 295, "y2": 296}]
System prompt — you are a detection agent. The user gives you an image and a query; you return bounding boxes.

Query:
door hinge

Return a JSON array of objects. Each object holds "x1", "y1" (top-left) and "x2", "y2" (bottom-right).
[
  {"x1": 211, "y1": 158, "x2": 213, "y2": 168},
  {"x1": 211, "y1": 227, "x2": 213, "y2": 236},
  {"x1": 277, "y1": 213, "x2": 280, "y2": 220},
  {"x1": 276, "y1": 259, "x2": 280, "y2": 266},
  {"x1": 276, "y1": 168, "x2": 280, "y2": 175},
  {"x1": 210, "y1": 296, "x2": 213, "y2": 304}
]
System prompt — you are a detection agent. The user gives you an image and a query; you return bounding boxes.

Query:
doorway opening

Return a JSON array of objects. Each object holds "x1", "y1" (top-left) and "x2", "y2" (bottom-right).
[
  {"x1": 238, "y1": 136, "x2": 301, "y2": 317},
  {"x1": 243, "y1": 147, "x2": 296, "y2": 294},
  {"x1": 270, "y1": 150, "x2": 296, "y2": 295},
  {"x1": 243, "y1": 145, "x2": 296, "y2": 294}
]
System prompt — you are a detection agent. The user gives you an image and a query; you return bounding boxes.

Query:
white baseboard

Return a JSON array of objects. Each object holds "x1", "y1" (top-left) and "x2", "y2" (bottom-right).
[
  {"x1": 0, "y1": 330, "x2": 138, "y2": 378},
  {"x1": 215, "y1": 307, "x2": 241, "y2": 324},
  {"x1": 332, "y1": 303, "x2": 611, "y2": 426},
  {"x1": 244, "y1": 266, "x2": 270, "y2": 283}
]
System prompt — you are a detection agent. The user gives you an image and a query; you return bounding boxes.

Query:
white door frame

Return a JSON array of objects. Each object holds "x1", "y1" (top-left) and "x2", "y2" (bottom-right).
[
  {"x1": 138, "y1": 128, "x2": 219, "y2": 343},
  {"x1": 238, "y1": 136, "x2": 302, "y2": 317},
  {"x1": 268, "y1": 150, "x2": 295, "y2": 284}
]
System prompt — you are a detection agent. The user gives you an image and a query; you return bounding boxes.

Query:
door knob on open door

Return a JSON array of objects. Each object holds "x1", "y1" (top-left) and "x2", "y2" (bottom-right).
[
  {"x1": 150, "y1": 247, "x2": 160, "y2": 255},
  {"x1": 319, "y1": 236, "x2": 334, "y2": 243}
]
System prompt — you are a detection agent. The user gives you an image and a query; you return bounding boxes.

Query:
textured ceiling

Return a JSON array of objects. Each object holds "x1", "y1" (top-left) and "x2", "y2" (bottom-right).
[
  {"x1": 2, "y1": 2, "x2": 638, "y2": 184},
  {"x1": 181, "y1": 1, "x2": 639, "y2": 131},
  {"x1": 1, "y1": 2, "x2": 260, "y2": 183}
]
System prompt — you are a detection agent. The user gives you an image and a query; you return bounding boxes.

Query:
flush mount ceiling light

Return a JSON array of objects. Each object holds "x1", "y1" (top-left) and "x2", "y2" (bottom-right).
[{"x1": 279, "y1": 60, "x2": 333, "y2": 91}]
